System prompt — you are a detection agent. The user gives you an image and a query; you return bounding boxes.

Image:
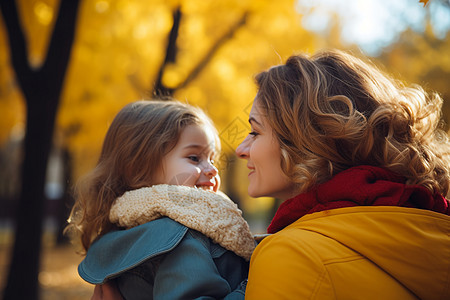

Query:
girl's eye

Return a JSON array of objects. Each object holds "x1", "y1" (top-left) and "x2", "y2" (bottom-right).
[
  {"x1": 188, "y1": 156, "x2": 200, "y2": 162},
  {"x1": 249, "y1": 131, "x2": 259, "y2": 137}
]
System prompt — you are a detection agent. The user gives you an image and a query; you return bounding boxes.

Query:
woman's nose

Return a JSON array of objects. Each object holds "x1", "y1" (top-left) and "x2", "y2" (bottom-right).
[{"x1": 236, "y1": 135, "x2": 250, "y2": 159}]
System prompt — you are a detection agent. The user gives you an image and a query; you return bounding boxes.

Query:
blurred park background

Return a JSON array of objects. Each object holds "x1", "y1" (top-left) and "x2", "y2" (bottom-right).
[{"x1": 0, "y1": 0, "x2": 449, "y2": 299}]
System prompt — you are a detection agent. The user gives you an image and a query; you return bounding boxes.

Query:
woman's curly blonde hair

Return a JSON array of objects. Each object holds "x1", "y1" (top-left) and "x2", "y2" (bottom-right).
[
  {"x1": 255, "y1": 49, "x2": 450, "y2": 196},
  {"x1": 65, "y1": 100, "x2": 220, "y2": 252}
]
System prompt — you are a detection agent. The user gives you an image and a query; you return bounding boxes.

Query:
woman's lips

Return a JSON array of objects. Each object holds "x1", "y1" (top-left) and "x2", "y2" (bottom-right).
[{"x1": 247, "y1": 164, "x2": 255, "y2": 176}]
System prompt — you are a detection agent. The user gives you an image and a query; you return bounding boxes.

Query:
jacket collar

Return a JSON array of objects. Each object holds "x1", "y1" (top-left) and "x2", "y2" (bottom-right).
[
  {"x1": 110, "y1": 185, "x2": 255, "y2": 260},
  {"x1": 268, "y1": 165, "x2": 449, "y2": 233}
]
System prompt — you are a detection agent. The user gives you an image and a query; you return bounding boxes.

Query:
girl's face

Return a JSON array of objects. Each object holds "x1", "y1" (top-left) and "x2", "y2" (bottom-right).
[
  {"x1": 155, "y1": 124, "x2": 220, "y2": 192},
  {"x1": 236, "y1": 99, "x2": 297, "y2": 201}
]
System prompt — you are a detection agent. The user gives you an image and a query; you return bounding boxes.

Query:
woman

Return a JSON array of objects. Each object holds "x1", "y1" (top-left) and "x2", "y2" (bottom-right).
[{"x1": 236, "y1": 50, "x2": 450, "y2": 299}]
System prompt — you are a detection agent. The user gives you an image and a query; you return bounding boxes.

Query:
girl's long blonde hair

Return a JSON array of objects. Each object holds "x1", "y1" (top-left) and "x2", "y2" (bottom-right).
[
  {"x1": 66, "y1": 100, "x2": 219, "y2": 252},
  {"x1": 255, "y1": 49, "x2": 450, "y2": 196}
]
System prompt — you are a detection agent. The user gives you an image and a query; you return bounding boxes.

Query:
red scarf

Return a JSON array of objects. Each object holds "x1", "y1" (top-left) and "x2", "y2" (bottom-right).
[{"x1": 267, "y1": 165, "x2": 450, "y2": 234}]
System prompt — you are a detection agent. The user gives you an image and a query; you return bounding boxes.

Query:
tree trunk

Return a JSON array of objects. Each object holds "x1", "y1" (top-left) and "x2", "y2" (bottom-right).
[
  {"x1": 0, "y1": 0, "x2": 81, "y2": 299},
  {"x1": 56, "y1": 147, "x2": 73, "y2": 245}
]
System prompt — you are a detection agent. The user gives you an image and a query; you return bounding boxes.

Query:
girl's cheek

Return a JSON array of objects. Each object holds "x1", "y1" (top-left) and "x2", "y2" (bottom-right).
[{"x1": 213, "y1": 175, "x2": 221, "y2": 192}]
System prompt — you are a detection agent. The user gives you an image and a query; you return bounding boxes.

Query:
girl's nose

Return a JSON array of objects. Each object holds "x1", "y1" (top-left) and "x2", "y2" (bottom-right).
[
  {"x1": 236, "y1": 135, "x2": 250, "y2": 159},
  {"x1": 203, "y1": 162, "x2": 218, "y2": 177}
]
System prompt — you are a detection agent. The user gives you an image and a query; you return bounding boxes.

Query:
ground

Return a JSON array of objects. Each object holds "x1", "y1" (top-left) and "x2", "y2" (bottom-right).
[{"x1": 0, "y1": 241, "x2": 93, "y2": 300}]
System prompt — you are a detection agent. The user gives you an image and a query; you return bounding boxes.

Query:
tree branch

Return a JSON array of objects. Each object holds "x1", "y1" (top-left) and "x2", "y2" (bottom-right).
[
  {"x1": 41, "y1": 0, "x2": 81, "y2": 101},
  {"x1": 175, "y1": 12, "x2": 248, "y2": 90},
  {"x1": 0, "y1": 0, "x2": 33, "y2": 87},
  {"x1": 153, "y1": 6, "x2": 182, "y2": 97}
]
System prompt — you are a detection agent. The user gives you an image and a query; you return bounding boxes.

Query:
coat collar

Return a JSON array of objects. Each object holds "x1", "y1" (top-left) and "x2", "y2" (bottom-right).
[
  {"x1": 110, "y1": 185, "x2": 255, "y2": 260},
  {"x1": 268, "y1": 165, "x2": 449, "y2": 233}
]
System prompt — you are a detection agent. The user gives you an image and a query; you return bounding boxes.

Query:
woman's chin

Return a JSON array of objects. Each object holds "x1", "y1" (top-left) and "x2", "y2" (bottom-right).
[{"x1": 248, "y1": 187, "x2": 261, "y2": 198}]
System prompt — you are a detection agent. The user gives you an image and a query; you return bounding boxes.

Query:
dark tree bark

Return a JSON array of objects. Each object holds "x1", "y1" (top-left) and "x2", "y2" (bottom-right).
[
  {"x1": 152, "y1": 10, "x2": 248, "y2": 98},
  {"x1": 0, "y1": 0, "x2": 81, "y2": 299},
  {"x1": 153, "y1": 6, "x2": 182, "y2": 97},
  {"x1": 55, "y1": 147, "x2": 73, "y2": 245},
  {"x1": 174, "y1": 13, "x2": 248, "y2": 90}
]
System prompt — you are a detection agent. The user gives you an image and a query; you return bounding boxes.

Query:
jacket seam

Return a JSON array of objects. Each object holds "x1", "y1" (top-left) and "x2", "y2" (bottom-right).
[
  {"x1": 310, "y1": 268, "x2": 336, "y2": 300},
  {"x1": 323, "y1": 255, "x2": 364, "y2": 265},
  {"x1": 278, "y1": 229, "x2": 337, "y2": 299},
  {"x1": 294, "y1": 227, "x2": 419, "y2": 298}
]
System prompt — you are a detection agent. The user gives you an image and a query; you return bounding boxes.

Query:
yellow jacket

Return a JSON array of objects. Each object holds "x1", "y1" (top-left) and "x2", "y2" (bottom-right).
[{"x1": 246, "y1": 207, "x2": 450, "y2": 299}]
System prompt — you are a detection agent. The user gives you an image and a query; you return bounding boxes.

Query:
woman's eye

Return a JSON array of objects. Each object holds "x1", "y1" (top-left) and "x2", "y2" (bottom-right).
[{"x1": 249, "y1": 131, "x2": 259, "y2": 137}]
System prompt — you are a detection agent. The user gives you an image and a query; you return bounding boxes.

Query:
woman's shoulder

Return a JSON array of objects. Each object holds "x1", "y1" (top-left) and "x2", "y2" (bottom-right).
[{"x1": 78, "y1": 217, "x2": 189, "y2": 284}]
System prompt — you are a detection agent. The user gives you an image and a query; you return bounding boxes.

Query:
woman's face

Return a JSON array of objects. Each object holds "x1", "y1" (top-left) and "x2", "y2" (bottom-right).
[{"x1": 236, "y1": 99, "x2": 297, "y2": 200}]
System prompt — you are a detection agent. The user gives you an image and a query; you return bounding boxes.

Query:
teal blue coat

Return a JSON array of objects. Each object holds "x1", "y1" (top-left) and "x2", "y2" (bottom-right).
[{"x1": 79, "y1": 217, "x2": 248, "y2": 299}]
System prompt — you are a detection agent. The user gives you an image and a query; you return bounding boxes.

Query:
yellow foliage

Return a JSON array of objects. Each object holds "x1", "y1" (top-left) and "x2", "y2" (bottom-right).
[
  {"x1": 15, "y1": 0, "x2": 59, "y2": 67},
  {"x1": 0, "y1": 0, "x2": 320, "y2": 202},
  {"x1": 0, "y1": 11, "x2": 25, "y2": 146},
  {"x1": 2, "y1": 0, "x2": 449, "y2": 231},
  {"x1": 377, "y1": 25, "x2": 450, "y2": 128}
]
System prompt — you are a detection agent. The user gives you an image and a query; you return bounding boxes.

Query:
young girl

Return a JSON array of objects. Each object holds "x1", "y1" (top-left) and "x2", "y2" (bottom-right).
[{"x1": 66, "y1": 100, "x2": 255, "y2": 299}]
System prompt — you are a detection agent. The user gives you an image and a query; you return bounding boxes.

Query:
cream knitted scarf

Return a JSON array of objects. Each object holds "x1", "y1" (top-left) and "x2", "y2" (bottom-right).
[{"x1": 110, "y1": 184, "x2": 255, "y2": 261}]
